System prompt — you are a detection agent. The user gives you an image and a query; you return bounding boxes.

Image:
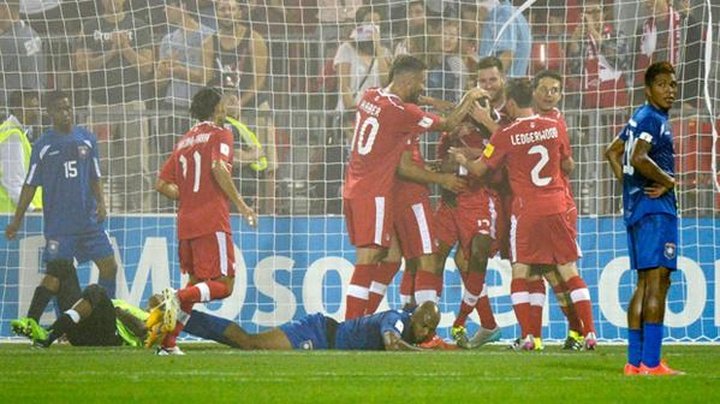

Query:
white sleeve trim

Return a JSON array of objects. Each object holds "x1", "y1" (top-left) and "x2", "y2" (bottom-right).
[{"x1": 639, "y1": 131, "x2": 653, "y2": 143}]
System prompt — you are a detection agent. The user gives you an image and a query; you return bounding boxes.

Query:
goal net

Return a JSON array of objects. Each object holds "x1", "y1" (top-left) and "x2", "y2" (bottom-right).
[{"x1": 0, "y1": 0, "x2": 718, "y2": 342}]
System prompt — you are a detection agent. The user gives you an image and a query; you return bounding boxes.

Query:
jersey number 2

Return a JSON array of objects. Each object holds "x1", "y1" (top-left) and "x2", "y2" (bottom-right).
[
  {"x1": 528, "y1": 145, "x2": 551, "y2": 186},
  {"x1": 179, "y1": 151, "x2": 202, "y2": 193}
]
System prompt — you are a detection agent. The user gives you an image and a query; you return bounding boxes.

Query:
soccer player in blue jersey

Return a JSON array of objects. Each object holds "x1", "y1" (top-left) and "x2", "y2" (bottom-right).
[
  {"x1": 605, "y1": 61, "x2": 683, "y2": 376},
  {"x1": 180, "y1": 301, "x2": 440, "y2": 351},
  {"x1": 5, "y1": 91, "x2": 118, "y2": 340}
]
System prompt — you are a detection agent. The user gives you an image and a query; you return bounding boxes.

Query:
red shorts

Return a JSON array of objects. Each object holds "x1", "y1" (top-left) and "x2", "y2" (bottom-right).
[
  {"x1": 565, "y1": 205, "x2": 582, "y2": 258},
  {"x1": 344, "y1": 196, "x2": 393, "y2": 248},
  {"x1": 179, "y1": 232, "x2": 236, "y2": 280},
  {"x1": 394, "y1": 197, "x2": 438, "y2": 259},
  {"x1": 510, "y1": 212, "x2": 578, "y2": 265},
  {"x1": 434, "y1": 189, "x2": 500, "y2": 259}
]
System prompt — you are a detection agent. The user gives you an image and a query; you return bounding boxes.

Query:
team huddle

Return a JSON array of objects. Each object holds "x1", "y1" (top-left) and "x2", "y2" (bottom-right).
[
  {"x1": 5, "y1": 53, "x2": 682, "y2": 373},
  {"x1": 341, "y1": 54, "x2": 595, "y2": 351}
]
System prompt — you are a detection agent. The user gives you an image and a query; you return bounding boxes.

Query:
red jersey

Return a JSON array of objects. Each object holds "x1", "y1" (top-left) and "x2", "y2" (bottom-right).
[
  {"x1": 343, "y1": 88, "x2": 441, "y2": 199},
  {"x1": 540, "y1": 108, "x2": 575, "y2": 210},
  {"x1": 395, "y1": 135, "x2": 429, "y2": 207},
  {"x1": 482, "y1": 115, "x2": 571, "y2": 216},
  {"x1": 160, "y1": 121, "x2": 234, "y2": 240}
]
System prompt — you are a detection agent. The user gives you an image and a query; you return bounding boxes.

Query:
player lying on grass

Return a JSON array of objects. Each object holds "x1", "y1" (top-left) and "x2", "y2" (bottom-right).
[{"x1": 32, "y1": 284, "x2": 441, "y2": 351}]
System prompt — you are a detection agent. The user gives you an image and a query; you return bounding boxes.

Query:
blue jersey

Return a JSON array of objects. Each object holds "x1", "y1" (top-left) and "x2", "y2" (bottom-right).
[
  {"x1": 335, "y1": 310, "x2": 411, "y2": 350},
  {"x1": 26, "y1": 126, "x2": 103, "y2": 237},
  {"x1": 618, "y1": 103, "x2": 677, "y2": 225}
]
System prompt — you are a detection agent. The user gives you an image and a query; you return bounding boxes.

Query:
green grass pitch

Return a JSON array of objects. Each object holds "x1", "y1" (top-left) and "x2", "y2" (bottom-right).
[{"x1": 0, "y1": 344, "x2": 717, "y2": 402}]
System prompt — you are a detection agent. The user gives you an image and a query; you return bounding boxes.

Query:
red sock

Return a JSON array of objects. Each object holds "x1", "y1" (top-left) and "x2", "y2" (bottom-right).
[
  {"x1": 476, "y1": 283, "x2": 498, "y2": 330},
  {"x1": 399, "y1": 268, "x2": 415, "y2": 306},
  {"x1": 161, "y1": 305, "x2": 192, "y2": 348},
  {"x1": 366, "y1": 262, "x2": 401, "y2": 315},
  {"x1": 345, "y1": 263, "x2": 374, "y2": 320},
  {"x1": 414, "y1": 270, "x2": 442, "y2": 304},
  {"x1": 177, "y1": 280, "x2": 231, "y2": 305},
  {"x1": 565, "y1": 276, "x2": 596, "y2": 335},
  {"x1": 454, "y1": 271, "x2": 483, "y2": 328},
  {"x1": 553, "y1": 283, "x2": 582, "y2": 333},
  {"x1": 528, "y1": 279, "x2": 546, "y2": 337},
  {"x1": 511, "y1": 278, "x2": 531, "y2": 338}
]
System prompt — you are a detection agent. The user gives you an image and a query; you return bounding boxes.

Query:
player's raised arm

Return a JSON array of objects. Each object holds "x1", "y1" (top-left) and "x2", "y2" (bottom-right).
[
  {"x1": 396, "y1": 149, "x2": 467, "y2": 193},
  {"x1": 435, "y1": 88, "x2": 485, "y2": 133},
  {"x1": 605, "y1": 135, "x2": 625, "y2": 183}
]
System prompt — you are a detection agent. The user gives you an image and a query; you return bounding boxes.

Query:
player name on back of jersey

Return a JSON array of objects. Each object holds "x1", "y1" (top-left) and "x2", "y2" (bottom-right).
[
  {"x1": 509, "y1": 126, "x2": 559, "y2": 146},
  {"x1": 177, "y1": 132, "x2": 212, "y2": 150},
  {"x1": 358, "y1": 99, "x2": 381, "y2": 117}
]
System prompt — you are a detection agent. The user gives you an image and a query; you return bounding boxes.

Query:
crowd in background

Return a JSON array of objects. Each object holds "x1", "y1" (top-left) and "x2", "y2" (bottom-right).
[{"x1": 0, "y1": 0, "x2": 716, "y2": 216}]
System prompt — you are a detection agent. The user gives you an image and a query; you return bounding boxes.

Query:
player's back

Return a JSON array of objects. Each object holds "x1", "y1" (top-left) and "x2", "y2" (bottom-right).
[
  {"x1": 343, "y1": 88, "x2": 439, "y2": 199},
  {"x1": 164, "y1": 121, "x2": 233, "y2": 239},
  {"x1": 619, "y1": 104, "x2": 676, "y2": 225},
  {"x1": 335, "y1": 310, "x2": 411, "y2": 350},
  {"x1": 27, "y1": 126, "x2": 102, "y2": 236},
  {"x1": 490, "y1": 115, "x2": 570, "y2": 215}
]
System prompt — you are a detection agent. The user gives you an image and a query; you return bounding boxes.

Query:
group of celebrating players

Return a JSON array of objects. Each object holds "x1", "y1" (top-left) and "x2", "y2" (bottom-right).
[{"x1": 342, "y1": 54, "x2": 597, "y2": 351}]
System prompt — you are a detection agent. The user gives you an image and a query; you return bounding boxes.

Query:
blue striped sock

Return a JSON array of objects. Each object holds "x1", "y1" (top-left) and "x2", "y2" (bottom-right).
[
  {"x1": 627, "y1": 328, "x2": 642, "y2": 367},
  {"x1": 642, "y1": 323, "x2": 663, "y2": 368},
  {"x1": 184, "y1": 310, "x2": 235, "y2": 346}
]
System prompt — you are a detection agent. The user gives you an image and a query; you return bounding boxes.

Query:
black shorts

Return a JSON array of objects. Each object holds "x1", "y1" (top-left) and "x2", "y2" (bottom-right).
[{"x1": 67, "y1": 285, "x2": 122, "y2": 347}]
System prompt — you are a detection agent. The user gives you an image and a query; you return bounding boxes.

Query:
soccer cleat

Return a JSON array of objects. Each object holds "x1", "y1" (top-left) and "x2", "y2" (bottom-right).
[
  {"x1": 32, "y1": 337, "x2": 52, "y2": 349},
  {"x1": 584, "y1": 332, "x2": 598, "y2": 351},
  {"x1": 563, "y1": 330, "x2": 585, "y2": 351},
  {"x1": 12, "y1": 317, "x2": 48, "y2": 341},
  {"x1": 533, "y1": 337, "x2": 544, "y2": 351},
  {"x1": 638, "y1": 360, "x2": 684, "y2": 376},
  {"x1": 418, "y1": 334, "x2": 458, "y2": 350},
  {"x1": 161, "y1": 288, "x2": 179, "y2": 333},
  {"x1": 466, "y1": 326, "x2": 502, "y2": 349},
  {"x1": 144, "y1": 324, "x2": 164, "y2": 349},
  {"x1": 624, "y1": 363, "x2": 640, "y2": 375},
  {"x1": 450, "y1": 326, "x2": 468, "y2": 347},
  {"x1": 156, "y1": 346, "x2": 185, "y2": 356},
  {"x1": 510, "y1": 334, "x2": 535, "y2": 351}
]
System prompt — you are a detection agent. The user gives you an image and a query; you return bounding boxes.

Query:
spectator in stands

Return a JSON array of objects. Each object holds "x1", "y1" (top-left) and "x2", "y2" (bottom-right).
[
  {"x1": 477, "y1": 0, "x2": 532, "y2": 78},
  {"x1": 333, "y1": 11, "x2": 391, "y2": 112},
  {"x1": 18, "y1": 0, "x2": 94, "y2": 35},
  {"x1": 155, "y1": 0, "x2": 214, "y2": 174},
  {"x1": 74, "y1": 0, "x2": 154, "y2": 213},
  {"x1": 0, "y1": 89, "x2": 43, "y2": 213},
  {"x1": 566, "y1": 0, "x2": 630, "y2": 109},
  {"x1": 458, "y1": 1, "x2": 490, "y2": 73},
  {"x1": 675, "y1": 0, "x2": 703, "y2": 108},
  {"x1": 214, "y1": 0, "x2": 268, "y2": 114},
  {"x1": 316, "y1": 0, "x2": 363, "y2": 41},
  {"x1": 0, "y1": 0, "x2": 45, "y2": 107},
  {"x1": 427, "y1": 19, "x2": 467, "y2": 103},
  {"x1": 394, "y1": 0, "x2": 436, "y2": 63}
]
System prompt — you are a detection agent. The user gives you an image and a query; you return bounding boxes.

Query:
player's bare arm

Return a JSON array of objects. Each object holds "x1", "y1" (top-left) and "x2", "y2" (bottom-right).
[
  {"x1": 211, "y1": 159, "x2": 258, "y2": 227},
  {"x1": 418, "y1": 95, "x2": 455, "y2": 112},
  {"x1": 116, "y1": 307, "x2": 148, "y2": 340},
  {"x1": 155, "y1": 178, "x2": 180, "y2": 200},
  {"x1": 436, "y1": 88, "x2": 485, "y2": 132},
  {"x1": 470, "y1": 99, "x2": 500, "y2": 134},
  {"x1": 91, "y1": 179, "x2": 107, "y2": 223},
  {"x1": 382, "y1": 330, "x2": 421, "y2": 351},
  {"x1": 448, "y1": 147, "x2": 489, "y2": 179},
  {"x1": 605, "y1": 135, "x2": 625, "y2": 183},
  {"x1": 397, "y1": 150, "x2": 467, "y2": 193},
  {"x1": 4, "y1": 184, "x2": 37, "y2": 240},
  {"x1": 561, "y1": 156, "x2": 575, "y2": 175},
  {"x1": 630, "y1": 139, "x2": 675, "y2": 196}
]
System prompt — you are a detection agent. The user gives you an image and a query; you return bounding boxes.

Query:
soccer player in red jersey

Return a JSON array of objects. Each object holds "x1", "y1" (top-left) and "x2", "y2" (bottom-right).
[
  {"x1": 528, "y1": 70, "x2": 590, "y2": 350},
  {"x1": 343, "y1": 55, "x2": 481, "y2": 319},
  {"x1": 451, "y1": 78, "x2": 596, "y2": 351},
  {"x1": 151, "y1": 87, "x2": 258, "y2": 354}
]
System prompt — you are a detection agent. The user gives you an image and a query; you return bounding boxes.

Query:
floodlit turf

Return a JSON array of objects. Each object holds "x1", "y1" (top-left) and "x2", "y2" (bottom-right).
[{"x1": 0, "y1": 343, "x2": 717, "y2": 402}]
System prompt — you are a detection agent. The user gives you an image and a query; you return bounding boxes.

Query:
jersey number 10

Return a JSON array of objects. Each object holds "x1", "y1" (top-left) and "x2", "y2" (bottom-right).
[{"x1": 179, "y1": 151, "x2": 202, "y2": 193}]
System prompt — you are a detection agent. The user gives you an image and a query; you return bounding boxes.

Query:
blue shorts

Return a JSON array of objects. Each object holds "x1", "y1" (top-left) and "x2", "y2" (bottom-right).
[
  {"x1": 279, "y1": 313, "x2": 330, "y2": 350},
  {"x1": 43, "y1": 230, "x2": 114, "y2": 264},
  {"x1": 627, "y1": 214, "x2": 678, "y2": 271}
]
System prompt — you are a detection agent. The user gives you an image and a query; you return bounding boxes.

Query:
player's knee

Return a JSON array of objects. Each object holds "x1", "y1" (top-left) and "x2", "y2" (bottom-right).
[
  {"x1": 40, "y1": 275, "x2": 60, "y2": 293},
  {"x1": 82, "y1": 284, "x2": 109, "y2": 307}
]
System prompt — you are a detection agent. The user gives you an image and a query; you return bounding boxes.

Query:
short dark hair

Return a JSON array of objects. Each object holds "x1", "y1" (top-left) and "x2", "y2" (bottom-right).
[
  {"x1": 532, "y1": 70, "x2": 563, "y2": 90},
  {"x1": 7, "y1": 89, "x2": 39, "y2": 110},
  {"x1": 190, "y1": 87, "x2": 223, "y2": 121},
  {"x1": 355, "y1": 5, "x2": 381, "y2": 24},
  {"x1": 645, "y1": 61, "x2": 676, "y2": 87},
  {"x1": 390, "y1": 55, "x2": 427, "y2": 80},
  {"x1": 505, "y1": 78, "x2": 534, "y2": 108},
  {"x1": 46, "y1": 90, "x2": 70, "y2": 111},
  {"x1": 476, "y1": 56, "x2": 504, "y2": 72}
]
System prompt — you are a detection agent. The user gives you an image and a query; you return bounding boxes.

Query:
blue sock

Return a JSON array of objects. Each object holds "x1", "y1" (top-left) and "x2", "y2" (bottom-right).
[
  {"x1": 627, "y1": 328, "x2": 643, "y2": 366},
  {"x1": 98, "y1": 277, "x2": 116, "y2": 299},
  {"x1": 642, "y1": 323, "x2": 663, "y2": 368},
  {"x1": 184, "y1": 310, "x2": 235, "y2": 346}
]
